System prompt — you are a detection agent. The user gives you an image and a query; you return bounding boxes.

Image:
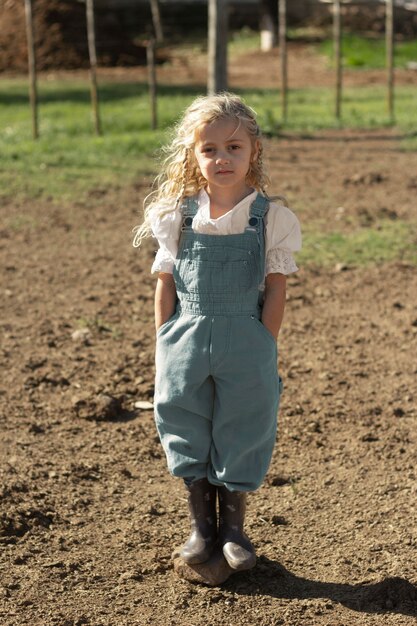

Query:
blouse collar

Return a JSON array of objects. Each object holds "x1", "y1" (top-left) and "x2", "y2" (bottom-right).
[{"x1": 198, "y1": 188, "x2": 258, "y2": 222}]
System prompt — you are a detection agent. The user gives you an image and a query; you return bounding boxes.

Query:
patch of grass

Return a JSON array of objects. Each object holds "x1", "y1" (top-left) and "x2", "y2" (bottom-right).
[
  {"x1": 0, "y1": 80, "x2": 207, "y2": 199},
  {"x1": 0, "y1": 80, "x2": 178, "y2": 201},
  {"x1": 319, "y1": 33, "x2": 417, "y2": 69},
  {"x1": 297, "y1": 219, "x2": 417, "y2": 267},
  {"x1": 229, "y1": 27, "x2": 260, "y2": 53},
  {"x1": 77, "y1": 317, "x2": 123, "y2": 339},
  {"x1": 5, "y1": 214, "x2": 40, "y2": 231},
  {"x1": 248, "y1": 85, "x2": 417, "y2": 132},
  {"x1": 1, "y1": 78, "x2": 416, "y2": 203},
  {"x1": 400, "y1": 133, "x2": 417, "y2": 151}
]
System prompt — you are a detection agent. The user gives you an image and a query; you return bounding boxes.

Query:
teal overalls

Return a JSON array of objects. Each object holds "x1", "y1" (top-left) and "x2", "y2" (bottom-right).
[{"x1": 154, "y1": 193, "x2": 282, "y2": 492}]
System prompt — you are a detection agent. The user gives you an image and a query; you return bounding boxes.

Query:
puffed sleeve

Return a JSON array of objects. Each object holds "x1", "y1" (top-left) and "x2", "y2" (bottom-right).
[
  {"x1": 264, "y1": 202, "x2": 302, "y2": 275},
  {"x1": 149, "y1": 201, "x2": 182, "y2": 274}
]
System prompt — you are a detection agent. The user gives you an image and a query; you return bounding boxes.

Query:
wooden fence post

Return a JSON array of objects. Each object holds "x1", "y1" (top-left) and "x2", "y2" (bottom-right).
[
  {"x1": 86, "y1": 0, "x2": 102, "y2": 135},
  {"x1": 278, "y1": 0, "x2": 287, "y2": 122},
  {"x1": 208, "y1": 0, "x2": 228, "y2": 95},
  {"x1": 150, "y1": 0, "x2": 164, "y2": 43},
  {"x1": 333, "y1": 0, "x2": 342, "y2": 120},
  {"x1": 147, "y1": 39, "x2": 158, "y2": 130},
  {"x1": 24, "y1": 0, "x2": 39, "y2": 139},
  {"x1": 386, "y1": 0, "x2": 395, "y2": 122}
]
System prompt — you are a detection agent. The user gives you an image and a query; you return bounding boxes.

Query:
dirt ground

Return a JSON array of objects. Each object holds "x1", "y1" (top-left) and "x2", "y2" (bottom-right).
[{"x1": 1, "y1": 47, "x2": 417, "y2": 626}]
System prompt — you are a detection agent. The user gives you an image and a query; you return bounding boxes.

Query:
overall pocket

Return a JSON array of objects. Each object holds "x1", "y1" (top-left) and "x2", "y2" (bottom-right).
[
  {"x1": 156, "y1": 312, "x2": 178, "y2": 338},
  {"x1": 251, "y1": 315, "x2": 277, "y2": 345},
  {"x1": 178, "y1": 256, "x2": 256, "y2": 295}
]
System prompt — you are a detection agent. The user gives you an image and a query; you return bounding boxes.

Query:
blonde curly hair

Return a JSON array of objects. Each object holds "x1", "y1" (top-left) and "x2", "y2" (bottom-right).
[{"x1": 133, "y1": 92, "x2": 270, "y2": 247}]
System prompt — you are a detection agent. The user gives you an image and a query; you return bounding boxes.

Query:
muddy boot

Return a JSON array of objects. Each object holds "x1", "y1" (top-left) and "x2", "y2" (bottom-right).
[
  {"x1": 180, "y1": 478, "x2": 217, "y2": 565},
  {"x1": 218, "y1": 487, "x2": 256, "y2": 571}
]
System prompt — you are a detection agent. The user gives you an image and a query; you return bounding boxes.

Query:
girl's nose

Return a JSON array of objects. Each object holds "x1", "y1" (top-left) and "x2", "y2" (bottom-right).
[{"x1": 216, "y1": 152, "x2": 230, "y2": 164}]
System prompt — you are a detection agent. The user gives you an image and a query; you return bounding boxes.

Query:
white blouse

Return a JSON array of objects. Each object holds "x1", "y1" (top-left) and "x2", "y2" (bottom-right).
[{"x1": 150, "y1": 189, "x2": 301, "y2": 277}]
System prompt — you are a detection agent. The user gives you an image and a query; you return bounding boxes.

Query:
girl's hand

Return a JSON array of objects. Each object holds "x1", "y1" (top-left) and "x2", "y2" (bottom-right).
[
  {"x1": 155, "y1": 273, "x2": 177, "y2": 331},
  {"x1": 261, "y1": 273, "x2": 287, "y2": 339}
]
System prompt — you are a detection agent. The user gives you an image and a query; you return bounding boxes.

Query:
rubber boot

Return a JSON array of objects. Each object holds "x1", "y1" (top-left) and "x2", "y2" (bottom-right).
[
  {"x1": 218, "y1": 487, "x2": 256, "y2": 571},
  {"x1": 180, "y1": 478, "x2": 217, "y2": 565}
]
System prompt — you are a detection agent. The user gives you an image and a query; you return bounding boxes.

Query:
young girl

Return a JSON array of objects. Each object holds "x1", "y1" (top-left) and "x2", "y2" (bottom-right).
[{"x1": 134, "y1": 93, "x2": 301, "y2": 572}]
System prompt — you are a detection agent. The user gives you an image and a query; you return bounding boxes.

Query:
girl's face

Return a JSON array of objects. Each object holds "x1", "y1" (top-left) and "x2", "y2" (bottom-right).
[{"x1": 193, "y1": 117, "x2": 259, "y2": 197}]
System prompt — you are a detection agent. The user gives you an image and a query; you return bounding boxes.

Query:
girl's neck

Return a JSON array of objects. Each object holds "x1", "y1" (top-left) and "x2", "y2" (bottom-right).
[{"x1": 206, "y1": 185, "x2": 254, "y2": 219}]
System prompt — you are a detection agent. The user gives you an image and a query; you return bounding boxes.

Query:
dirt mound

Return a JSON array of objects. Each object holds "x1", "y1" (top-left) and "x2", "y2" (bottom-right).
[
  {"x1": 0, "y1": 0, "x2": 147, "y2": 73},
  {"x1": 357, "y1": 577, "x2": 417, "y2": 614}
]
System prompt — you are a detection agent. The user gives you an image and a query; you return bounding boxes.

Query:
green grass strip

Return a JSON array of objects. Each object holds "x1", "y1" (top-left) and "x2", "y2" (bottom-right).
[
  {"x1": 319, "y1": 33, "x2": 417, "y2": 69},
  {"x1": 297, "y1": 219, "x2": 417, "y2": 267},
  {"x1": 0, "y1": 80, "x2": 416, "y2": 203}
]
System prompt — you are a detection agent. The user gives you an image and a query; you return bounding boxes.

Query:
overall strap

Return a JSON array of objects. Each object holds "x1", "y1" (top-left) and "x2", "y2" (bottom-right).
[
  {"x1": 180, "y1": 196, "x2": 199, "y2": 232},
  {"x1": 248, "y1": 193, "x2": 269, "y2": 222},
  {"x1": 246, "y1": 193, "x2": 269, "y2": 284},
  {"x1": 246, "y1": 193, "x2": 269, "y2": 235}
]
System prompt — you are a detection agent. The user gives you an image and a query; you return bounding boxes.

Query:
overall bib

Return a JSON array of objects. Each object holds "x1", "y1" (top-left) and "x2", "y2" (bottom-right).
[{"x1": 154, "y1": 193, "x2": 282, "y2": 492}]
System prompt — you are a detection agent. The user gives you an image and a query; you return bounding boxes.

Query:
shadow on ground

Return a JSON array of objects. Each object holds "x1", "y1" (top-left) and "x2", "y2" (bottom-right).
[{"x1": 228, "y1": 557, "x2": 417, "y2": 618}]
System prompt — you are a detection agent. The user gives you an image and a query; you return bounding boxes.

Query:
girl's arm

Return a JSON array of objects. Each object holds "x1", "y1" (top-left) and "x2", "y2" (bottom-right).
[
  {"x1": 261, "y1": 273, "x2": 287, "y2": 339},
  {"x1": 155, "y1": 273, "x2": 177, "y2": 331}
]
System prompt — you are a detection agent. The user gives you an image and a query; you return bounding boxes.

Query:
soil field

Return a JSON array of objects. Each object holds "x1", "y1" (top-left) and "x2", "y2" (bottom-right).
[
  {"x1": 1, "y1": 50, "x2": 417, "y2": 626},
  {"x1": 28, "y1": 40, "x2": 417, "y2": 89}
]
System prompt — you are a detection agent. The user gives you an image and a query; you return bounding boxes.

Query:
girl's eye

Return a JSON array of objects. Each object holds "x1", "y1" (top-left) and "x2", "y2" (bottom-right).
[
  {"x1": 202, "y1": 147, "x2": 214, "y2": 154},
  {"x1": 229, "y1": 145, "x2": 240, "y2": 150}
]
